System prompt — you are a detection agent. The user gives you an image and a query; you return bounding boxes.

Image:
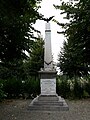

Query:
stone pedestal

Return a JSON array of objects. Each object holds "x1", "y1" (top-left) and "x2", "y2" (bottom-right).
[
  {"x1": 39, "y1": 71, "x2": 57, "y2": 95},
  {"x1": 28, "y1": 70, "x2": 69, "y2": 111},
  {"x1": 28, "y1": 95, "x2": 69, "y2": 111}
]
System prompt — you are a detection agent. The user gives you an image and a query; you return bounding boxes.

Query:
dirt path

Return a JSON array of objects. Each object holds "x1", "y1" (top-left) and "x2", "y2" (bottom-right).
[{"x1": 0, "y1": 99, "x2": 90, "y2": 120}]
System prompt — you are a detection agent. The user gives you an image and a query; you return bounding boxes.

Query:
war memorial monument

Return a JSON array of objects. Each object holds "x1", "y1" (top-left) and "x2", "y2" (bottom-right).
[{"x1": 28, "y1": 20, "x2": 69, "y2": 111}]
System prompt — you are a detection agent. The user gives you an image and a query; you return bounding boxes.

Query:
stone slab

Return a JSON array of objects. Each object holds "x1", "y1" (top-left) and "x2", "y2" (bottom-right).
[
  {"x1": 39, "y1": 70, "x2": 57, "y2": 79},
  {"x1": 41, "y1": 79, "x2": 56, "y2": 95}
]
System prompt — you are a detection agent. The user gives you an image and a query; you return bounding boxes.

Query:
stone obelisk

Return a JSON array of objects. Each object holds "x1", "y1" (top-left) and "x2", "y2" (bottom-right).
[
  {"x1": 28, "y1": 22, "x2": 69, "y2": 111},
  {"x1": 40, "y1": 22, "x2": 57, "y2": 95},
  {"x1": 44, "y1": 22, "x2": 53, "y2": 71}
]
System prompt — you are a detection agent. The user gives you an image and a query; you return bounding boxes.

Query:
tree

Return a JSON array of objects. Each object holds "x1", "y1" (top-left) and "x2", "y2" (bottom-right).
[
  {"x1": 24, "y1": 35, "x2": 44, "y2": 77},
  {"x1": 54, "y1": 0, "x2": 90, "y2": 77},
  {"x1": 0, "y1": 0, "x2": 42, "y2": 64}
]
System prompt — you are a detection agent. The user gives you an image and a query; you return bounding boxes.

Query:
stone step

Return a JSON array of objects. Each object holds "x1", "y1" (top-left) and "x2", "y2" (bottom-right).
[
  {"x1": 38, "y1": 95, "x2": 59, "y2": 101},
  {"x1": 28, "y1": 95, "x2": 69, "y2": 111},
  {"x1": 28, "y1": 105, "x2": 69, "y2": 111},
  {"x1": 33, "y1": 101, "x2": 63, "y2": 106}
]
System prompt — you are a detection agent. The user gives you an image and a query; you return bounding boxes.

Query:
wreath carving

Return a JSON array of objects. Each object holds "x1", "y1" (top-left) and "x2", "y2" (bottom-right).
[{"x1": 44, "y1": 61, "x2": 52, "y2": 65}]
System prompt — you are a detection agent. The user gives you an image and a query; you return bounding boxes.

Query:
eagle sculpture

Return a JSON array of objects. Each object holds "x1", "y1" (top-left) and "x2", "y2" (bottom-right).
[{"x1": 41, "y1": 16, "x2": 54, "y2": 22}]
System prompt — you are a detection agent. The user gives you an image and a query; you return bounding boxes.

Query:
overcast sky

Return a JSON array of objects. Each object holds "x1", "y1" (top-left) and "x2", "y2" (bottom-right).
[{"x1": 34, "y1": 0, "x2": 70, "y2": 62}]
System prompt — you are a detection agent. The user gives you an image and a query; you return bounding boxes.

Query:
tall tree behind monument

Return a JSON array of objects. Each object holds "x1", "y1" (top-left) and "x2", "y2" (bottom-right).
[
  {"x1": 54, "y1": 0, "x2": 90, "y2": 77},
  {"x1": 0, "y1": 0, "x2": 42, "y2": 64}
]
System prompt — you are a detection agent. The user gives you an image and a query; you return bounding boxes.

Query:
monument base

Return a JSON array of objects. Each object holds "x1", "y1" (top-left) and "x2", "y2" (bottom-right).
[
  {"x1": 28, "y1": 94, "x2": 69, "y2": 111},
  {"x1": 28, "y1": 70, "x2": 69, "y2": 111}
]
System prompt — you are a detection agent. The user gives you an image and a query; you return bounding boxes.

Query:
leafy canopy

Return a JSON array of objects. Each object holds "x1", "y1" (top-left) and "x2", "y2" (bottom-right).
[
  {"x1": 54, "y1": 0, "x2": 90, "y2": 77},
  {"x1": 0, "y1": 0, "x2": 42, "y2": 63}
]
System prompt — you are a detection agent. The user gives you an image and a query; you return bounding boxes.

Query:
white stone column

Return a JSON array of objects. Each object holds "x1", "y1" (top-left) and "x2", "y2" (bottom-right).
[
  {"x1": 39, "y1": 22, "x2": 57, "y2": 95},
  {"x1": 44, "y1": 22, "x2": 53, "y2": 71}
]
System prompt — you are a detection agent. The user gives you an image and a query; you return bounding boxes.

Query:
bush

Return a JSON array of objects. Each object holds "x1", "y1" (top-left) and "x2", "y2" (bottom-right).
[
  {"x1": 73, "y1": 79, "x2": 84, "y2": 99},
  {"x1": 1, "y1": 76, "x2": 40, "y2": 99},
  {"x1": 57, "y1": 75, "x2": 90, "y2": 99},
  {"x1": 56, "y1": 76, "x2": 70, "y2": 98},
  {"x1": 3, "y1": 78, "x2": 22, "y2": 98},
  {"x1": 0, "y1": 80, "x2": 5, "y2": 101},
  {"x1": 85, "y1": 81, "x2": 90, "y2": 96},
  {"x1": 21, "y1": 77, "x2": 40, "y2": 98}
]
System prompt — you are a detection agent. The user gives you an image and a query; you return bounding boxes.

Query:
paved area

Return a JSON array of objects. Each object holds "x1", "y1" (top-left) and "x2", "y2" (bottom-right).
[{"x1": 0, "y1": 99, "x2": 90, "y2": 120}]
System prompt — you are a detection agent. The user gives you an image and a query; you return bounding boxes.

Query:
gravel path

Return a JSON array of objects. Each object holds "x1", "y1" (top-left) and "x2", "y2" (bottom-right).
[{"x1": 0, "y1": 99, "x2": 90, "y2": 120}]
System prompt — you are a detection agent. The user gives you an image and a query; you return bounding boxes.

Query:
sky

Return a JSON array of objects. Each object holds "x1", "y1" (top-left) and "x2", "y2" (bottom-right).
[{"x1": 34, "y1": 0, "x2": 70, "y2": 63}]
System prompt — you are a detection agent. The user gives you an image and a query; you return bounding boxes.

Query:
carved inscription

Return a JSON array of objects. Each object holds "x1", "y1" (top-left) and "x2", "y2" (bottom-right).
[{"x1": 41, "y1": 79, "x2": 56, "y2": 95}]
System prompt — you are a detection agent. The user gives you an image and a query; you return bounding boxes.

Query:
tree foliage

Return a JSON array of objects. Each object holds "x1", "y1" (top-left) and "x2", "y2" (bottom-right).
[
  {"x1": 54, "y1": 0, "x2": 90, "y2": 77},
  {"x1": 0, "y1": 0, "x2": 42, "y2": 63},
  {"x1": 0, "y1": 0, "x2": 45, "y2": 81},
  {"x1": 24, "y1": 35, "x2": 44, "y2": 77}
]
